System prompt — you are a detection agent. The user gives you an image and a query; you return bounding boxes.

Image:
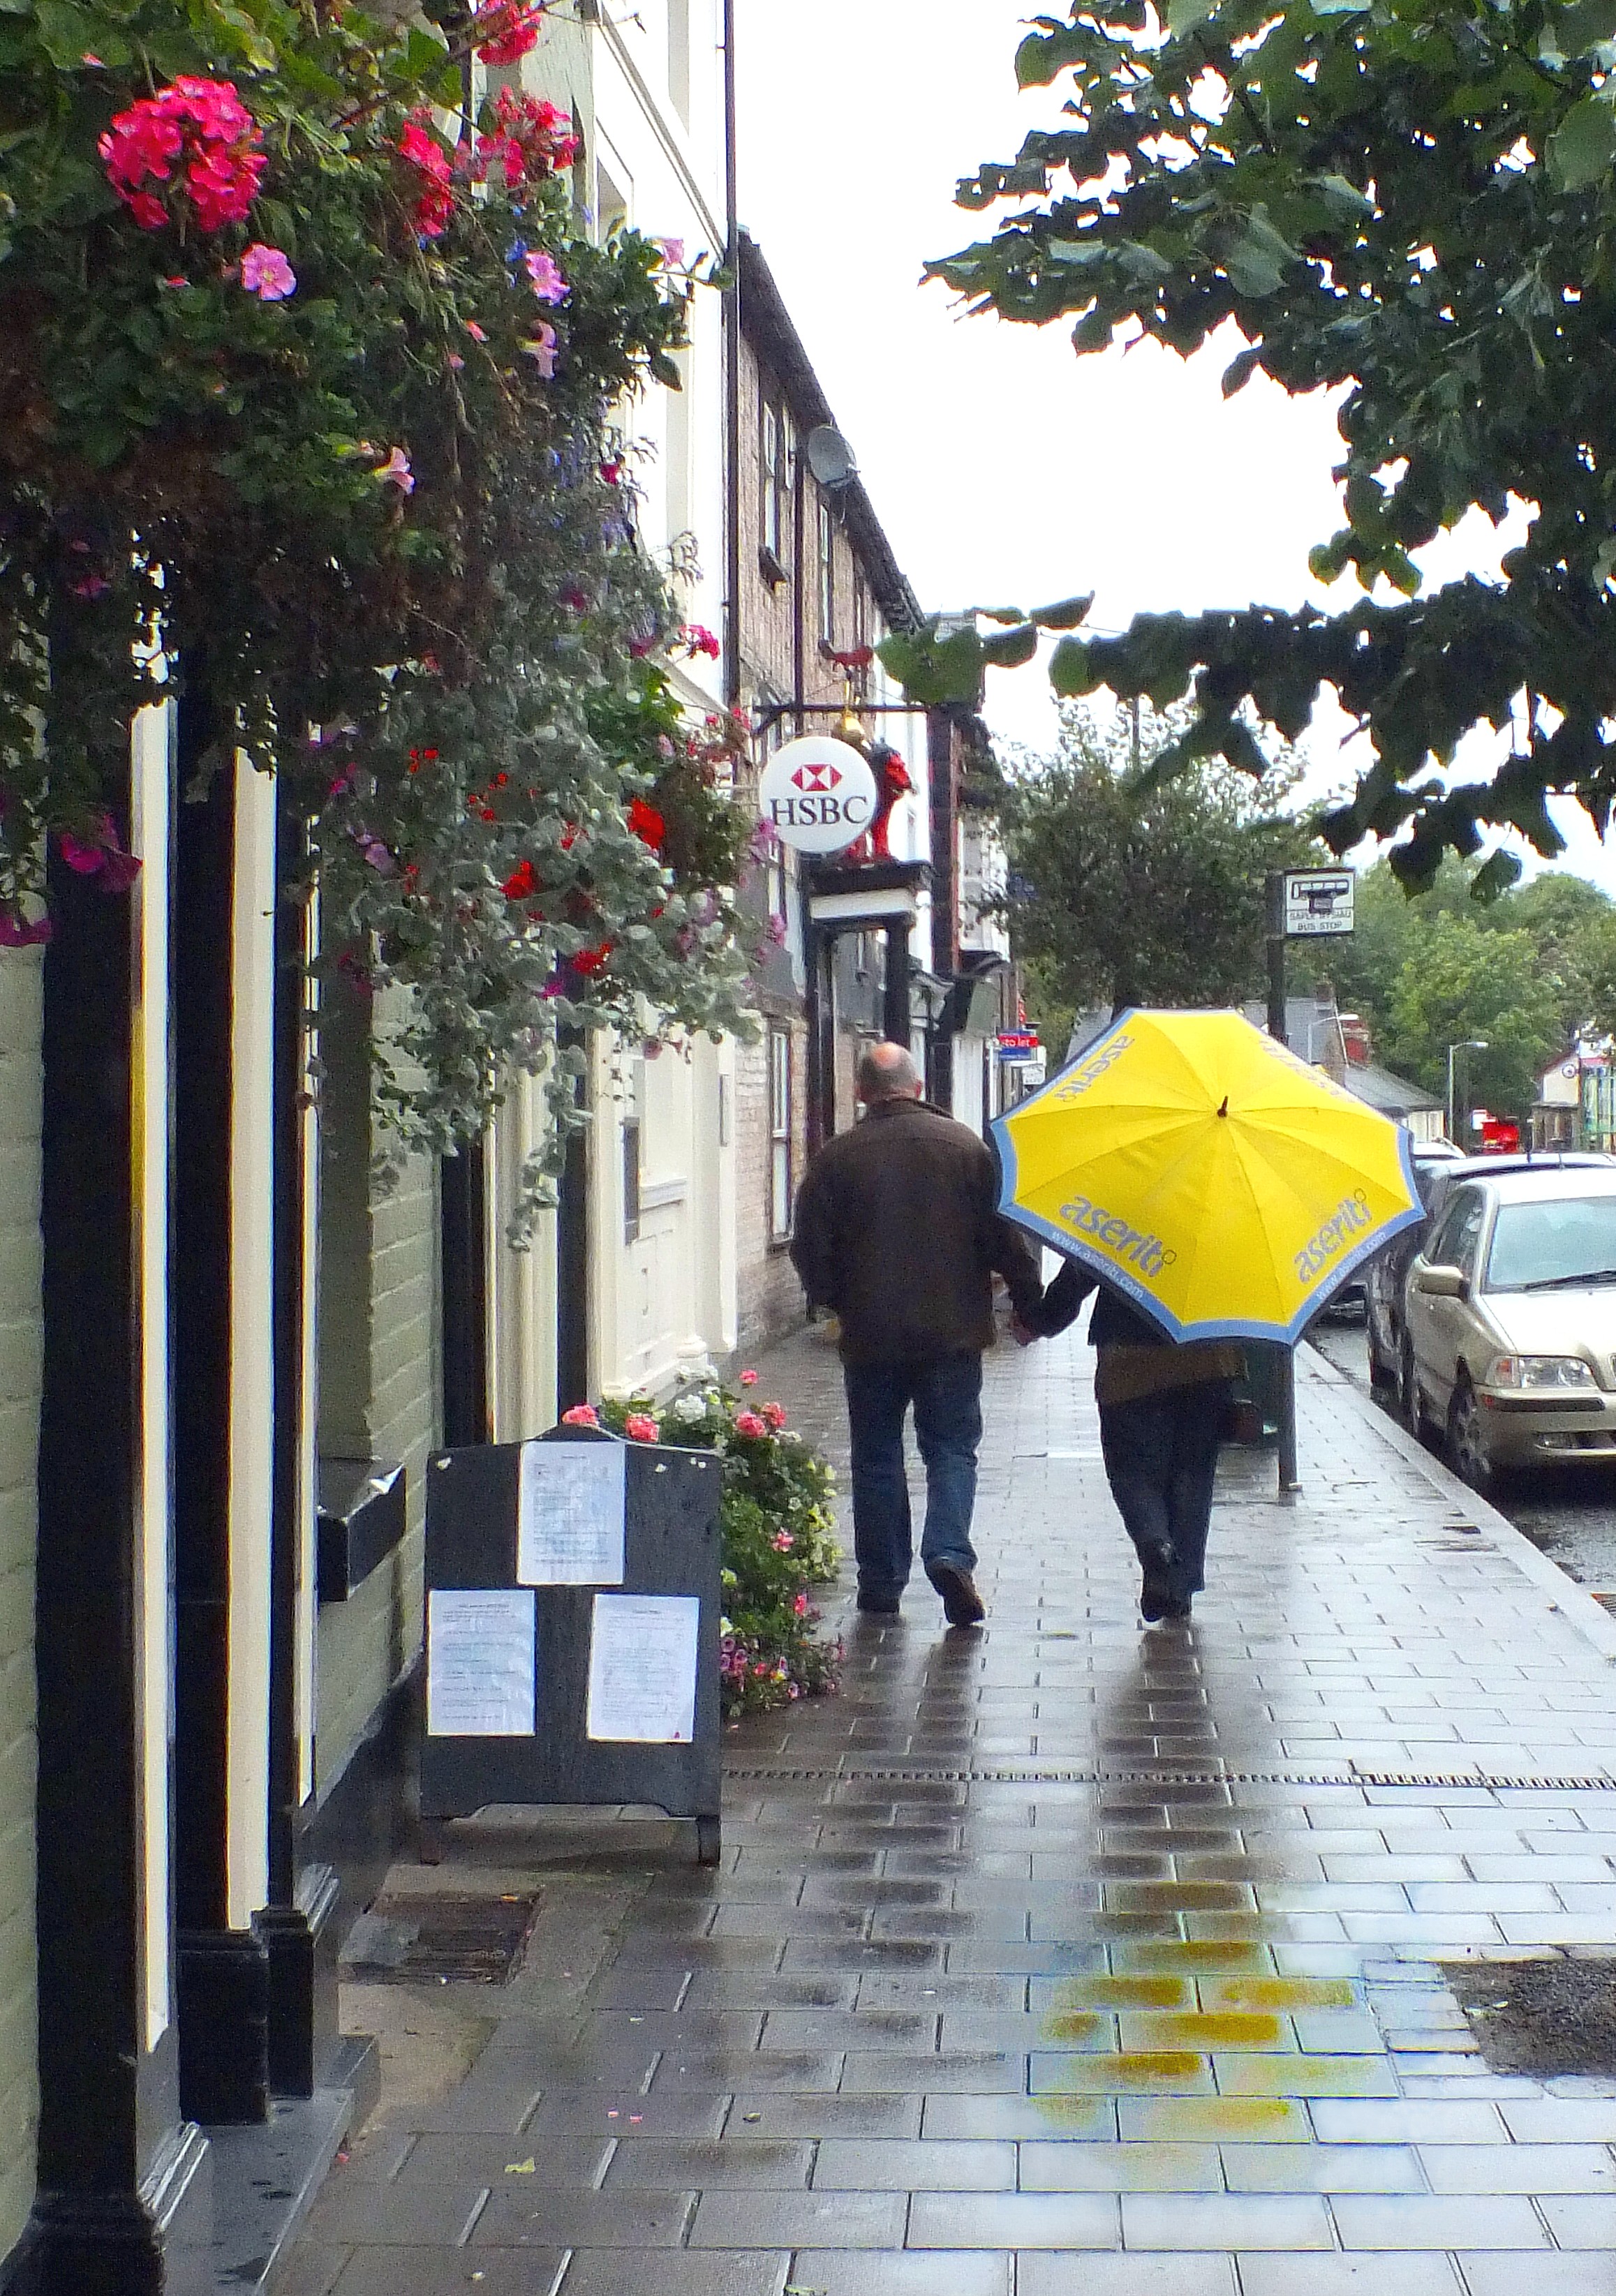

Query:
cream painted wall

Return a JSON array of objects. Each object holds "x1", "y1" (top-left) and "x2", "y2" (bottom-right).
[{"x1": 485, "y1": 3, "x2": 740, "y2": 1407}]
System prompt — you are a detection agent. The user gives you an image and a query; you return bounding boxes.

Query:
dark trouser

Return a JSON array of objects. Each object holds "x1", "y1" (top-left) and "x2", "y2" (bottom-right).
[
  {"x1": 1098, "y1": 1380, "x2": 1231, "y2": 1604},
  {"x1": 843, "y1": 1352, "x2": 983, "y2": 1598}
]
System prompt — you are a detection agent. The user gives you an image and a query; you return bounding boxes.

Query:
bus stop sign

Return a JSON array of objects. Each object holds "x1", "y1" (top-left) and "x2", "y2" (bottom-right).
[{"x1": 1282, "y1": 870, "x2": 1354, "y2": 937}]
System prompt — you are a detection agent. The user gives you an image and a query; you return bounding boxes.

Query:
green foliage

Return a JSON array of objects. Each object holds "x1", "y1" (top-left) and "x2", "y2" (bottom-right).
[
  {"x1": 0, "y1": 0, "x2": 752, "y2": 1195},
  {"x1": 1384, "y1": 914, "x2": 1567, "y2": 1121},
  {"x1": 918, "y1": 0, "x2": 1616, "y2": 882},
  {"x1": 588, "y1": 1380, "x2": 842, "y2": 1721},
  {"x1": 1290, "y1": 856, "x2": 1616, "y2": 1113},
  {"x1": 1001, "y1": 701, "x2": 1321, "y2": 1013}
]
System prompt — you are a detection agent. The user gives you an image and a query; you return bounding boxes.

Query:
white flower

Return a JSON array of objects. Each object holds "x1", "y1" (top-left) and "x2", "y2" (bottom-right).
[{"x1": 671, "y1": 1393, "x2": 707, "y2": 1424}]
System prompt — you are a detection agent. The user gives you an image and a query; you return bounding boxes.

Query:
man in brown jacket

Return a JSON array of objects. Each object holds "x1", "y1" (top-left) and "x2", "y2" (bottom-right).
[{"x1": 790, "y1": 1041, "x2": 1044, "y2": 1624}]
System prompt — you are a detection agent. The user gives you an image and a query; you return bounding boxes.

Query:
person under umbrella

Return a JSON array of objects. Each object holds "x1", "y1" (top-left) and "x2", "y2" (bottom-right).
[{"x1": 1018, "y1": 1263, "x2": 1243, "y2": 1622}]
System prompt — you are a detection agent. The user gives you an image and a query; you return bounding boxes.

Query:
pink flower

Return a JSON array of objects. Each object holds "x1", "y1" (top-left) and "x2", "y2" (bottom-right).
[
  {"x1": 0, "y1": 910, "x2": 51, "y2": 948},
  {"x1": 471, "y1": 0, "x2": 545, "y2": 64},
  {"x1": 654, "y1": 236, "x2": 686, "y2": 267},
  {"x1": 521, "y1": 323, "x2": 558, "y2": 378},
  {"x1": 240, "y1": 243, "x2": 295, "y2": 300},
  {"x1": 100, "y1": 77, "x2": 265, "y2": 232},
  {"x1": 793, "y1": 1593, "x2": 809, "y2": 1618},
  {"x1": 623, "y1": 1412, "x2": 660, "y2": 1443},
  {"x1": 465, "y1": 320, "x2": 488, "y2": 343},
  {"x1": 771, "y1": 1530, "x2": 794, "y2": 1552},
  {"x1": 739, "y1": 1369, "x2": 758, "y2": 1386},
  {"x1": 733, "y1": 1410, "x2": 767, "y2": 1440},
  {"x1": 681, "y1": 625, "x2": 721, "y2": 661},
  {"x1": 373, "y1": 446, "x2": 414, "y2": 493},
  {"x1": 58, "y1": 815, "x2": 141, "y2": 893},
  {"x1": 561, "y1": 1403, "x2": 600, "y2": 1427},
  {"x1": 761, "y1": 1401, "x2": 787, "y2": 1430},
  {"x1": 68, "y1": 575, "x2": 110, "y2": 601},
  {"x1": 82, "y1": 52, "x2": 105, "y2": 66},
  {"x1": 523, "y1": 248, "x2": 568, "y2": 303}
]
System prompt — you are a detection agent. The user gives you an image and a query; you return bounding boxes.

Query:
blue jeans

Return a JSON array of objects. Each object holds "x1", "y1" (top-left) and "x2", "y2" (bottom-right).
[
  {"x1": 843, "y1": 1352, "x2": 983, "y2": 1597},
  {"x1": 1099, "y1": 1380, "x2": 1231, "y2": 1602}
]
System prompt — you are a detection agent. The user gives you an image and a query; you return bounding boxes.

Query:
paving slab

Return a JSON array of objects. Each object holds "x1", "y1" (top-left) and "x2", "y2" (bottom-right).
[{"x1": 274, "y1": 1327, "x2": 1616, "y2": 2295}]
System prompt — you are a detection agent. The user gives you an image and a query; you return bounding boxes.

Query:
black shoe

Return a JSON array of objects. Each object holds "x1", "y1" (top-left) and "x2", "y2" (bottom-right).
[
  {"x1": 1162, "y1": 1596, "x2": 1193, "y2": 1622},
  {"x1": 857, "y1": 1588, "x2": 902, "y2": 1616},
  {"x1": 1139, "y1": 1546, "x2": 1176, "y2": 1624},
  {"x1": 928, "y1": 1561, "x2": 986, "y2": 1629}
]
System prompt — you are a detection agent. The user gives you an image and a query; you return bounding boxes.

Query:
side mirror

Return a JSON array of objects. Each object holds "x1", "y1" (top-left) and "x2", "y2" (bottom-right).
[{"x1": 1414, "y1": 1264, "x2": 1469, "y2": 1301}]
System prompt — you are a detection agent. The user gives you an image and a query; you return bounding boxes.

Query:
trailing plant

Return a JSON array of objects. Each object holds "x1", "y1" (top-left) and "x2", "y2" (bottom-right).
[
  {"x1": 0, "y1": 0, "x2": 754, "y2": 1186},
  {"x1": 565, "y1": 1379, "x2": 843, "y2": 1720}
]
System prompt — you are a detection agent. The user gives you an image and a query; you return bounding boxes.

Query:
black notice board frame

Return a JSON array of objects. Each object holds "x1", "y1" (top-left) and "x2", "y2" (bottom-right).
[{"x1": 420, "y1": 1425, "x2": 723, "y2": 1863}]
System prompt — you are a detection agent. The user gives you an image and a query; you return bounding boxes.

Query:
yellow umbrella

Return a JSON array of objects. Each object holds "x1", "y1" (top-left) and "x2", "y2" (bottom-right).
[{"x1": 992, "y1": 1008, "x2": 1422, "y2": 1343}]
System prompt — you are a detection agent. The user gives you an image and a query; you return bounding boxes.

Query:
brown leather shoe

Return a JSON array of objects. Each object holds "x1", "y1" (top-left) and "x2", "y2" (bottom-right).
[{"x1": 928, "y1": 1561, "x2": 986, "y2": 1628}]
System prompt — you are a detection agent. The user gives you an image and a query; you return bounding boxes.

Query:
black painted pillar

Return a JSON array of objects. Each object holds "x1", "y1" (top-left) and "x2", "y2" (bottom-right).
[
  {"x1": 883, "y1": 919, "x2": 911, "y2": 1049},
  {"x1": 170, "y1": 708, "x2": 269, "y2": 2127},
  {"x1": 32, "y1": 759, "x2": 202, "y2": 2290},
  {"x1": 441, "y1": 1145, "x2": 491, "y2": 1445}
]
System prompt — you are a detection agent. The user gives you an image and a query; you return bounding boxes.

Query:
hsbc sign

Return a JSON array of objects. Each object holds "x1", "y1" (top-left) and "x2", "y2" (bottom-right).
[{"x1": 758, "y1": 736, "x2": 879, "y2": 854}]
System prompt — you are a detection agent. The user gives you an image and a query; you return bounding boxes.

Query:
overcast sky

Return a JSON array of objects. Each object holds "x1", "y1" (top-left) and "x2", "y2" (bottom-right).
[{"x1": 732, "y1": 0, "x2": 1615, "y2": 900}]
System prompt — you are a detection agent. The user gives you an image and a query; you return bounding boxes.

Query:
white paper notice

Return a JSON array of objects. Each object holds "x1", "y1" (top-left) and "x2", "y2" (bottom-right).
[
  {"x1": 426, "y1": 1588, "x2": 536, "y2": 1737},
  {"x1": 586, "y1": 1593, "x2": 700, "y2": 1744},
  {"x1": 517, "y1": 1440, "x2": 626, "y2": 1587}
]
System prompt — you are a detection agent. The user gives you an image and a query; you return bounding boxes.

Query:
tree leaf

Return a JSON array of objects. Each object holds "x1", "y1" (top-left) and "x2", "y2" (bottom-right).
[
  {"x1": 1550, "y1": 95, "x2": 1616, "y2": 191},
  {"x1": 1470, "y1": 849, "x2": 1524, "y2": 902},
  {"x1": 1031, "y1": 595, "x2": 1093, "y2": 630},
  {"x1": 1048, "y1": 635, "x2": 1096, "y2": 696},
  {"x1": 979, "y1": 623, "x2": 1039, "y2": 669},
  {"x1": 1222, "y1": 345, "x2": 1264, "y2": 396}
]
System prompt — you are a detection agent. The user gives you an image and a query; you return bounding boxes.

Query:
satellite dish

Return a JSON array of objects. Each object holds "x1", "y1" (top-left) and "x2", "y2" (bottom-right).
[{"x1": 805, "y1": 425, "x2": 858, "y2": 490}]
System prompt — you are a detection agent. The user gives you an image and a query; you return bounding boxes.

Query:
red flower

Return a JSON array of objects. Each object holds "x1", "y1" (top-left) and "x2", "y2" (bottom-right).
[
  {"x1": 571, "y1": 940, "x2": 613, "y2": 975},
  {"x1": 560, "y1": 1403, "x2": 599, "y2": 1427},
  {"x1": 761, "y1": 1401, "x2": 787, "y2": 1429},
  {"x1": 681, "y1": 624, "x2": 721, "y2": 661},
  {"x1": 627, "y1": 798, "x2": 665, "y2": 850},
  {"x1": 503, "y1": 859, "x2": 537, "y2": 900},
  {"x1": 399, "y1": 115, "x2": 454, "y2": 238},
  {"x1": 58, "y1": 814, "x2": 141, "y2": 893},
  {"x1": 470, "y1": 0, "x2": 546, "y2": 64},
  {"x1": 623, "y1": 1412, "x2": 660, "y2": 1443},
  {"x1": 99, "y1": 77, "x2": 266, "y2": 233},
  {"x1": 733, "y1": 1410, "x2": 767, "y2": 1439}
]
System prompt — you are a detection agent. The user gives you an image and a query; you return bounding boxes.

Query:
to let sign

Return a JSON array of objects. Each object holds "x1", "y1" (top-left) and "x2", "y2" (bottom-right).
[
  {"x1": 758, "y1": 736, "x2": 878, "y2": 855},
  {"x1": 1283, "y1": 870, "x2": 1355, "y2": 937}
]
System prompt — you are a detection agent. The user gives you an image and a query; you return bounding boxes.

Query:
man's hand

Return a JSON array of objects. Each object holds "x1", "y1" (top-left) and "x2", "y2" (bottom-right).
[{"x1": 1010, "y1": 1313, "x2": 1039, "y2": 1348}]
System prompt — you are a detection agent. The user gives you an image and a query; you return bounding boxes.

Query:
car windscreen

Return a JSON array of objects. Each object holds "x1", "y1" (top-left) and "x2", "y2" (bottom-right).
[{"x1": 1485, "y1": 1196, "x2": 1616, "y2": 1292}]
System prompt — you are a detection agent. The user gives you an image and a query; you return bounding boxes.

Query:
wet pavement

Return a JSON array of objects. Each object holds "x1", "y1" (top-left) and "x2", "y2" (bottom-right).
[
  {"x1": 1312, "y1": 1318, "x2": 1616, "y2": 1597},
  {"x1": 281, "y1": 1321, "x2": 1616, "y2": 2296}
]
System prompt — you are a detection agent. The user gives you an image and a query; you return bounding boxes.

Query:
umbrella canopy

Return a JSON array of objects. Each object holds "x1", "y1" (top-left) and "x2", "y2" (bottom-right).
[{"x1": 992, "y1": 1008, "x2": 1422, "y2": 1345}]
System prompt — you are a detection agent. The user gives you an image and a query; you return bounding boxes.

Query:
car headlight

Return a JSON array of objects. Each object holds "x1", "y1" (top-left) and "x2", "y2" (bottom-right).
[{"x1": 1485, "y1": 1355, "x2": 1599, "y2": 1390}]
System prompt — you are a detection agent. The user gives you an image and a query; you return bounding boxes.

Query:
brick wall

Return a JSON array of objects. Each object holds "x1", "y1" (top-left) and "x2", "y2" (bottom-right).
[
  {"x1": 316, "y1": 987, "x2": 438, "y2": 1792},
  {"x1": 0, "y1": 951, "x2": 40, "y2": 2266},
  {"x1": 733, "y1": 1017, "x2": 810, "y2": 1359}
]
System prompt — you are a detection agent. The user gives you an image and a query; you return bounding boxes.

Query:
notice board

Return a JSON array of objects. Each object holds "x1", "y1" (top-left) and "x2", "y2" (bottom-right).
[{"x1": 419, "y1": 1426, "x2": 723, "y2": 1863}]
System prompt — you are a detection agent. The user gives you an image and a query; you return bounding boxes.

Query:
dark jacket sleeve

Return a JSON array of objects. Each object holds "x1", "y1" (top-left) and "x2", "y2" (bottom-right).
[
  {"x1": 987, "y1": 1214, "x2": 1044, "y2": 1323},
  {"x1": 788, "y1": 1154, "x2": 838, "y2": 1311},
  {"x1": 1022, "y1": 1254, "x2": 1097, "y2": 1338}
]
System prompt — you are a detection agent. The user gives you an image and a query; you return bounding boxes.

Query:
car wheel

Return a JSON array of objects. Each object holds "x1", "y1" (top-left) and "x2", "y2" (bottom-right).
[{"x1": 1446, "y1": 1373, "x2": 1493, "y2": 1496}]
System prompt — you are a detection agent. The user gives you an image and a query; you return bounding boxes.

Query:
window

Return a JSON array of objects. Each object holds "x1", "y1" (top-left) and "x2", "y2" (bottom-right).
[
  {"x1": 1428, "y1": 1188, "x2": 1483, "y2": 1275},
  {"x1": 852, "y1": 571, "x2": 870, "y2": 658},
  {"x1": 769, "y1": 1026, "x2": 793, "y2": 1241},
  {"x1": 817, "y1": 495, "x2": 835, "y2": 641},
  {"x1": 1487, "y1": 1194, "x2": 1616, "y2": 1291},
  {"x1": 667, "y1": 0, "x2": 690, "y2": 121},
  {"x1": 761, "y1": 395, "x2": 785, "y2": 569}
]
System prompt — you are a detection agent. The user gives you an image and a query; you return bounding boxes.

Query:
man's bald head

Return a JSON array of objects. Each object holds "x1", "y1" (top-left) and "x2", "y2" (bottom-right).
[{"x1": 857, "y1": 1041, "x2": 922, "y2": 1105}]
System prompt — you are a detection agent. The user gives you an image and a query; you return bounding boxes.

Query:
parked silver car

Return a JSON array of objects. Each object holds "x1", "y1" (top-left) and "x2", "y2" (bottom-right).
[
  {"x1": 1402, "y1": 1165, "x2": 1616, "y2": 1490},
  {"x1": 1366, "y1": 1149, "x2": 1612, "y2": 1404}
]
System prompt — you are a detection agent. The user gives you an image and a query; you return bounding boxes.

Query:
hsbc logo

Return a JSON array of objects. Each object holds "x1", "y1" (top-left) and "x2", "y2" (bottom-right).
[
  {"x1": 758, "y1": 736, "x2": 881, "y2": 854},
  {"x1": 792, "y1": 759, "x2": 843, "y2": 793}
]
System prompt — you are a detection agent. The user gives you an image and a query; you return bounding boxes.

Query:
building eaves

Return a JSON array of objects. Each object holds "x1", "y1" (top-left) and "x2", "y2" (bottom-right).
[{"x1": 737, "y1": 229, "x2": 924, "y2": 636}]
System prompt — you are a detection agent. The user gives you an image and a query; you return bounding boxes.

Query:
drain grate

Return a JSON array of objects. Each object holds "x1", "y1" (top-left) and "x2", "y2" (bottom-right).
[
  {"x1": 723, "y1": 1764, "x2": 1616, "y2": 1791},
  {"x1": 341, "y1": 1891, "x2": 542, "y2": 1983}
]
